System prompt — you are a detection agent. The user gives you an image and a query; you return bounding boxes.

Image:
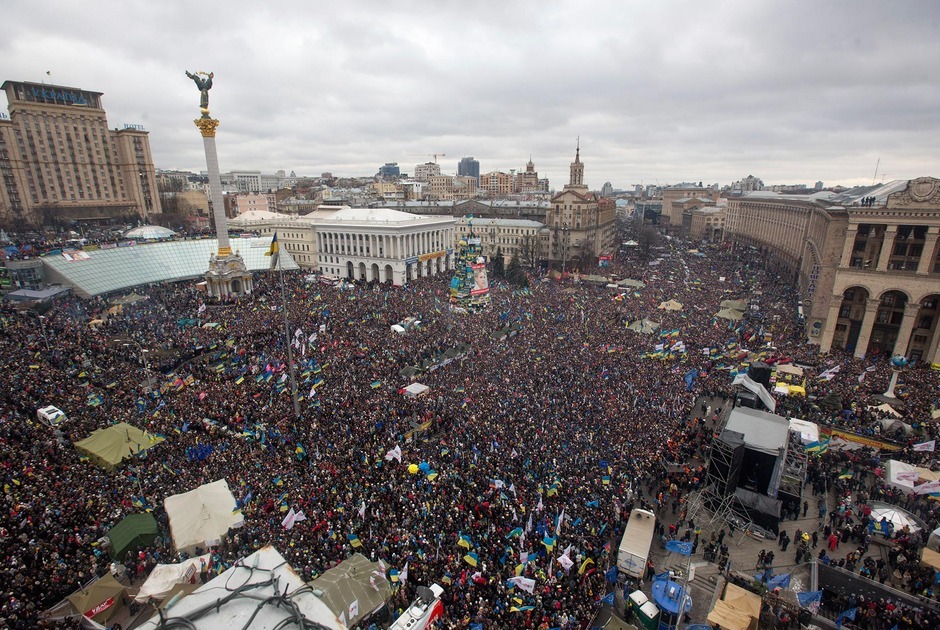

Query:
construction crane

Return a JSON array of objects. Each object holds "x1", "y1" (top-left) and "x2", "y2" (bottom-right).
[{"x1": 407, "y1": 153, "x2": 446, "y2": 163}]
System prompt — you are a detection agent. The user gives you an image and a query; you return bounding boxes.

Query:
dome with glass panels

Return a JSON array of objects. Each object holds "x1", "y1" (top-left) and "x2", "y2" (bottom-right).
[{"x1": 124, "y1": 225, "x2": 176, "y2": 240}]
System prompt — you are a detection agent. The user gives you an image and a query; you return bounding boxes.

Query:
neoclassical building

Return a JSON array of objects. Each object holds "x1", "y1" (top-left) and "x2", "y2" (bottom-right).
[
  {"x1": 230, "y1": 206, "x2": 455, "y2": 285},
  {"x1": 725, "y1": 177, "x2": 940, "y2": 362},
  {"x1": 547, "y1": 145, "x2": 617, "y2": 266}
]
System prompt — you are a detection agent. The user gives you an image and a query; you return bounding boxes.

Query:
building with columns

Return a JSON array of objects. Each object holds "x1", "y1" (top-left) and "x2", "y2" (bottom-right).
[
  {"x1": 725, "y1": 177, "x2": 940, "y2": 363},
  {"x1": 230, "y1": 206, "x2": 455, "y2": 286},
  {"x1": 315, "y1": 207, "x2": 454, "y2": 284}
]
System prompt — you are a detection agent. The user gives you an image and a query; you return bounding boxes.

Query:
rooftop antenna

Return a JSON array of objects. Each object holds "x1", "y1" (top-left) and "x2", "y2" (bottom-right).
[{"x1": 872, "y1": 156, "x2": 880, "y2": 186}]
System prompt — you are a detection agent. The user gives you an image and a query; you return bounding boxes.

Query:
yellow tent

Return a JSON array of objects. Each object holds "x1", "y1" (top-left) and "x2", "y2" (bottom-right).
[
  {"x1": 74, "y1": 422, "x2": 165, "y2": 471},
  {"x1": 658, "y1": 300, "x2": 683, "y2": 311},
  {"x1": 922, "y1": 547, "x2": 940, "y2": 571}
]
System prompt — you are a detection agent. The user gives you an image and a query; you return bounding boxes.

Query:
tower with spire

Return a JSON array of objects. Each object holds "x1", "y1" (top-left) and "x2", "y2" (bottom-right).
[{"x1": 565, "y1": 138, "x2": 586, "y2": 190}]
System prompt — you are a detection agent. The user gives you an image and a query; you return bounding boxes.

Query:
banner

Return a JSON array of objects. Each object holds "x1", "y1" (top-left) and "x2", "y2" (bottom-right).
[
  {"x1": 819, "y1": 427, "x2": 903, "y2": 452},
  {"x1": 913, "y1": 440, "x2": 936, "y2": 452},
  {"x1": 731, "y1": 373, "x2": 776, "y2": 413}
]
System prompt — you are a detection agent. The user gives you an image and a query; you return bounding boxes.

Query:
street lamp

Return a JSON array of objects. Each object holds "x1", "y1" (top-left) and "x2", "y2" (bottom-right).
[
  {"x1": 561, "y1": 223, "x2": 570, "y2": 276},
  {"x1": 114, "y1": 338, "x2": 155, "y2": 391},
  {"x1": 21, "y1": 310, "x2": 50, "y2": 351}
]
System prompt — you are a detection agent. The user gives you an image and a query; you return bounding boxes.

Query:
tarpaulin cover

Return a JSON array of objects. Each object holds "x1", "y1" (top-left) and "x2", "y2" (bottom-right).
[
  {"x1": 74, "y1": 422, "x2": 165, "y2": 471},
  {"x1": 164, "y1": 479, "x2": 243, "y2": 553},
  {"x1": 310, "y1": 552, "x2": 391, "y2": 627},
  {"x1": 135, "y1": 553, "x2": 211, "y2": 602},
  {"x1": 107, "y1": 512, "x2": 159, "y2": 560},
  {"x1": 66, "y1": 572, "x2": 126, "y2": 623}
]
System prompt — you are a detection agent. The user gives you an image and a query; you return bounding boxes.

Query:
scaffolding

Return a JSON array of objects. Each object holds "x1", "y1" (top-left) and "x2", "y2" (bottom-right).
[{"x1": 778, "y1": 430, "x2": 807, "y2": 504}]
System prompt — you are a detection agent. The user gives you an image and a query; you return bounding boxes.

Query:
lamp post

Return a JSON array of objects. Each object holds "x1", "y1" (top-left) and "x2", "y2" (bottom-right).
[
  {"x1": 115, "y1": 338, "x2": 155, "y2": 391},
  {"x1": 22, "y1": 310, "x2": 50, "y2": 351},
  {"x1": 561, "y1": 222, "x2": 569, "y2": 276}
]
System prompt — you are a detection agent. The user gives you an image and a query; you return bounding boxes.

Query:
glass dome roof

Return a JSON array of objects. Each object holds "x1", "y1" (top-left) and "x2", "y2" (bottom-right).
[{"x1": 124, "y1": 225, "x2": 177, "y2": 239}]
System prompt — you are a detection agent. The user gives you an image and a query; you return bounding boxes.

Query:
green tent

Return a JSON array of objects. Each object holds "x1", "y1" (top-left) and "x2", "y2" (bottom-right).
[
  {"x1": 108, "y1": 512, "x2": 160, "y2": 560},
  {"x1": 74, "y1": 422, "x2": 165, "y2": 471}
]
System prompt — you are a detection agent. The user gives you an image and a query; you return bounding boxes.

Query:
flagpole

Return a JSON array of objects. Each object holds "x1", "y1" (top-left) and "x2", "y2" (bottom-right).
[{"x1": 277, "y1": 238, "x2": 301, "y2": 420}]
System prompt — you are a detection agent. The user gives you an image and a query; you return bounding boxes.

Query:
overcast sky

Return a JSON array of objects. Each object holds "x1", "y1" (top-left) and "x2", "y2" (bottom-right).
[{"x1": 4, "y1": 0, "x2": 939, "y2": 190}]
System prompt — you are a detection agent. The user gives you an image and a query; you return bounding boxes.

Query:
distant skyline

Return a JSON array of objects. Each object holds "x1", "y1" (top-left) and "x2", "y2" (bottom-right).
[{"x1": 4, "y1": 0, "x2": 939, "y2": 190}]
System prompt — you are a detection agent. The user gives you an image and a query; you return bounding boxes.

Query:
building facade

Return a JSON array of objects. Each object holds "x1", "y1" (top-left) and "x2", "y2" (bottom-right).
[
  {"x1": 314, "y1": 207, "x2": 455, "y2": 284},
  {"x1": 457, "y1": 157, "x2": 480, "y2": 182},
  {"x1": 661, "y1": 185, "x2": 719, "y2": 226},
  {"x1": 0, "y1": 80, "x2": 161, "y2": 229},
  {"x1": 414, "y1": 162, "x2": 441, "y2": 182},
  {"x1": 230, "y1": 206, "x2": 455, "y2": 285},
  {"x1": 454, "y1": 217, "x2": 547, "y2": 266},
  {"x1": 726, "y1": 178, "x2": 940, "y2": 363},
  {"x1": 546, "y1": 146, "x2": 616, "y2": 267}
]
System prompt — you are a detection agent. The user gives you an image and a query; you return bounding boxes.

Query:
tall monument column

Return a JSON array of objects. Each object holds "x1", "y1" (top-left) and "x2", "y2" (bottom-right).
[{"x1": 186, "y1": 70, "x2": 252, "y2": 298}]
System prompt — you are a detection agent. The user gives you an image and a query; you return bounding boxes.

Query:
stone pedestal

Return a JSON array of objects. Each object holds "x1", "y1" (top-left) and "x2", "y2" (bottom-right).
[{"x1": 205, "y1": 250, "x2": 253, "y2": 298}]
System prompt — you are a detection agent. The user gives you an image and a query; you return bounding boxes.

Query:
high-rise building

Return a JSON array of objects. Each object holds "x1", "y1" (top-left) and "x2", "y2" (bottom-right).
[
  {"x1": 0, "y1": 80, "x2": 161, "y2": 229},
  {"x1": 378, "y1": 163, "x2": 400, "y2": 179},
  {"x1": 457, "y1": 156, "x2": 480, "y2": 182}
]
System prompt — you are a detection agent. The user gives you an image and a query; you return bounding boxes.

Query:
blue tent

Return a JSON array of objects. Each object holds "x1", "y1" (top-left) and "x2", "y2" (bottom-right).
[{"x1": 652, "y1": 579, "x2": 692, "y2": 616}]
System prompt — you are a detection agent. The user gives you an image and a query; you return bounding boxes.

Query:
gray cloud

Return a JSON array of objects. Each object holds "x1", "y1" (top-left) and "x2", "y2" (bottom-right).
[{"x1": 3, "y1": 0, "x2": 938, "y2": 189}]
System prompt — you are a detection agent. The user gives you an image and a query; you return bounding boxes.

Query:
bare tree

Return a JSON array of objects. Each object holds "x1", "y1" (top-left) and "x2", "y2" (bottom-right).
[{"x1": 519, "y1": 234, "x2": 541, "y2": 268}]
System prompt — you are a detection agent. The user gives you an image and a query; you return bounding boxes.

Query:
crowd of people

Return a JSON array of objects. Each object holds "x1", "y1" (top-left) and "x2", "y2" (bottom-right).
[{"x1": 0, "y1": 232, "x2": 938, "y2": 629}]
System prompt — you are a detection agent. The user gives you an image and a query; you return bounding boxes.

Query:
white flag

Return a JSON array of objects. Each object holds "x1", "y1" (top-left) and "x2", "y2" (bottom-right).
[
  {"x1": 197, "y1": 303, "x2": 206, "y2": 314},
  {"x1": 400, "y1": 561, "x2": 409, "y2": 583},
  {"x1": 556, "y1": 508, "x2": 566, "y2": 536},
  {"x1": 281, "y1": 508, "x2": 297, "y2": 530},
  {"x1": 915, "y1": 480, "x2": 940, "y2": 495},
  {"x1": 913, "y1": 440, "x2": 936, "y2": 452},
  {"x1": 507, "y1": 576, "x2": 535, "y2": 593},
  {"x1": 384, "y1": 444, "x2": 402, "y2": 462},
  {"x1": 557, "y1": 554, "x2": 574, "y2": 571},
  {"x1": 896, "y1": 471, "x2": 922, "y2": 481},
  {"x1": 359, "y1": 501, "x2": 366, "y2": 519},
  {"x1": 536, "y1": 495, "x2": 543, "y2": 512},
  {"x1": 819, "y1": 365, "x2": 841, "y2": 381},
  {"x1": 526, "y1": 513, "x2": 533, "y2": 533}
]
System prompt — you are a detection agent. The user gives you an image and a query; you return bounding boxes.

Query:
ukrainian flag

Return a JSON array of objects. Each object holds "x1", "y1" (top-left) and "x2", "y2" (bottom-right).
[
  {"x1": 542, "y1": 536, "x2": 556, "y2": 551},
  {"x1": 463, "y1": 552, "x2": 479, "y2": 567},
  {"x1": 348, "y1": 533, "x2": 363, "y2": 548},
  {"x1": 265, "y1": 232, "x2": 279, "y2": 269},
  {"x1": 579, "y1": 558, "x2": 595, "y2": 575},
  {"x1": 506, "y1": 527, "x2": 523, "y2": 539},
  {"x1": 458, "y1": 534, "x2": 473, "y2": 549},
  {"x1": 370, "y1": 380, "x2": 382, "y2": 389}
]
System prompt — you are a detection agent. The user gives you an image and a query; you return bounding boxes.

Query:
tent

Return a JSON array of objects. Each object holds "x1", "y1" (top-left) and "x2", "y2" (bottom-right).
[
  {"x1": 788, "y1": 418, "x2": 819, "y2": 445},
  {"x1": 311, "y1": 553, "x2": 392, "y2": 628},
  {"x1": 658, "y1": 299, "x2": 683, "y2": 311},
  {"x1": 706, "y1": 582, "x2": 760, "y2": 630},
  {"x1": 390, "y1": 324, "x2": 407, "y2": 334},
  {"x1": 135, "y1": 553, "x2": 211, "y2": 602},
  {"x1": 870, "y1": 505, "x2": 921, "y2": 533},
  {"x1": 628, "y1": 319, "x2": 660, "y2": 334},
  {"x1": 108, "y1": 513, "x2": 160, "y2": 560},
  {"x1": 110, "y1": 292, "x2": 149, "y2": 306},
  {"x1": 876, "y1": 417, "x2": 912, "y2": 436},
  {"x1": 715, "y1": 308, "x2": 744, "y2": 321},
  {"x1": 403, "y1": 382, "x2": 430, "y2": 398},
  {"x1": 928, "y1": 527, "x2": 940, "y2": 552},
  {"x1": 776, "y1": 363, "x2": 804, "y2": 377},
  {"x1": 617, "y1": 278, "x2": 646, "y2": 288},
  {"x1": 921, "y1": 547, "x2": 940, "y2": 571},
  {"x1": 719, "y1": 299, "x2": 748, "y2": 311},
  {"x1": 74, "y1": 422, "x2": 165, "y2": 471},
  {"x1": 164, "y1": 479, "x2": 244, "y2": 553},
  {"x1": 135, "y1": 547, "x2": 343, "y2": 630},
  {"x1": 37, "y1": 405, "x2": 67, "y2": 427},
  {"x1": 868, "y1": 403, "x2": 901, "y2": 418},
  {"x1": 66, "y1": 573, "x2": 127, "y2": 624}
]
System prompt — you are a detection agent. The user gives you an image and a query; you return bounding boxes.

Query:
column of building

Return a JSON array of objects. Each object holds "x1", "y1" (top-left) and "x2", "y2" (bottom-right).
[
  {"x1": 876, "y1": 226, "x2": 897, "y2": 271},
  {"x1": 917, "y1": 227, "x2": 939, "y2": 274},
  {"x1": 839, "y1": 225, "x2": 859, "y2": 267},
  {"x1": 818, "y1": 295, "x2": 845, "y2": 353},
  {"x1": 892, "y1": 302, "x2": 922, "y2": 357},
  {"x1": 854, "y1": 298, "x2": 882, "y2": 359}
]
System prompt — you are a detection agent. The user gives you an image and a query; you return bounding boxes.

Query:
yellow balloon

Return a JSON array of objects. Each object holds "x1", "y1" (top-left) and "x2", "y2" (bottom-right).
[{"x1": 408, "y1": 464, "x2": 419, "y2": 474}]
